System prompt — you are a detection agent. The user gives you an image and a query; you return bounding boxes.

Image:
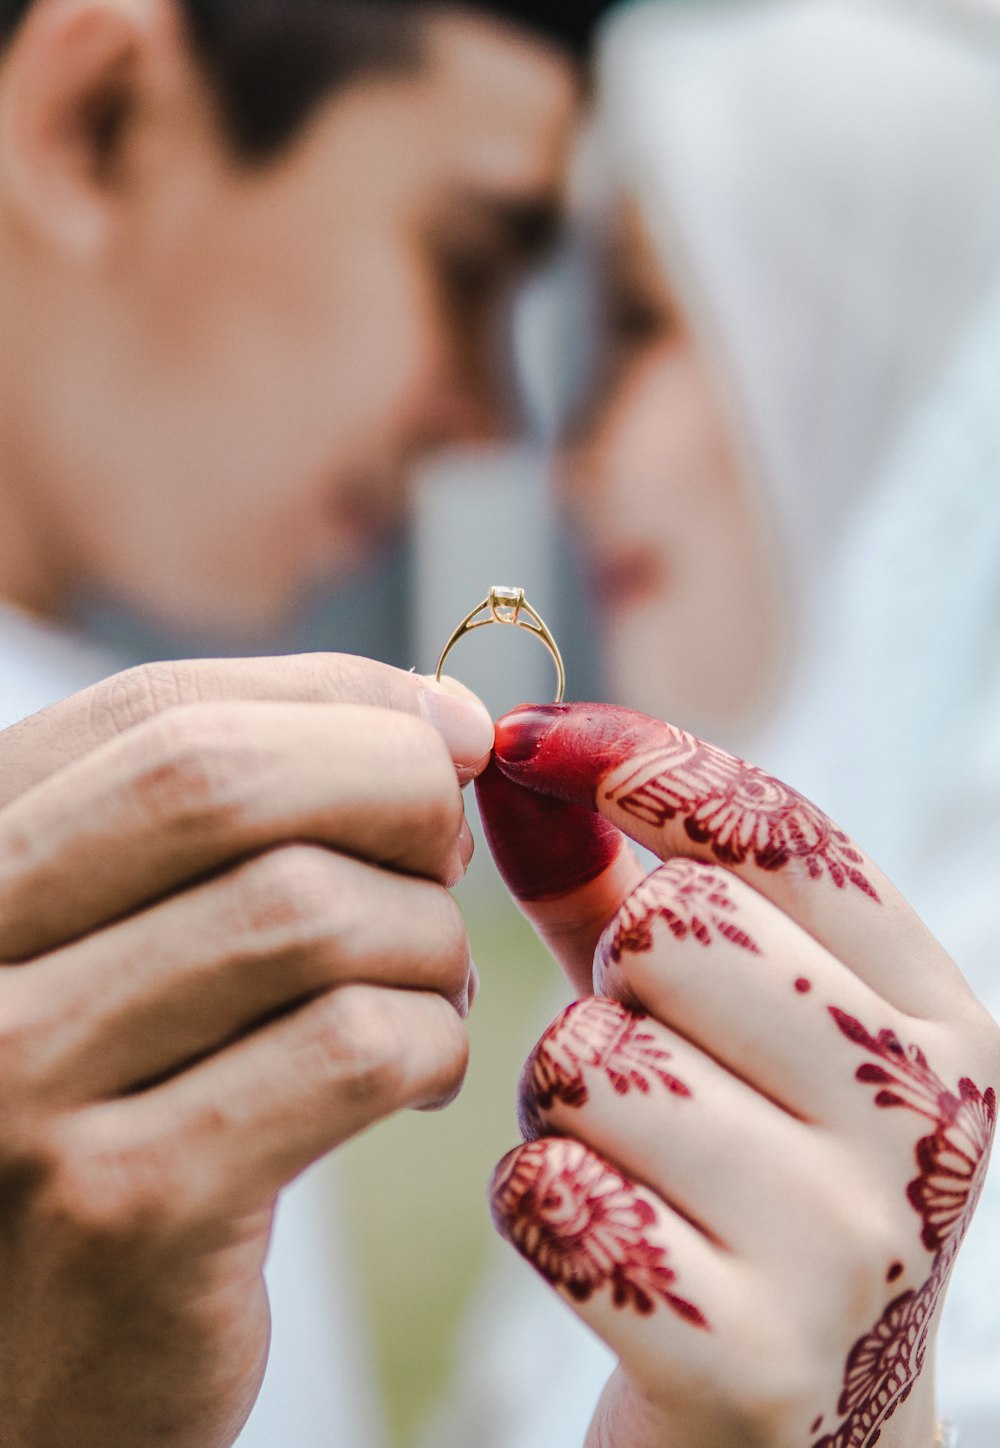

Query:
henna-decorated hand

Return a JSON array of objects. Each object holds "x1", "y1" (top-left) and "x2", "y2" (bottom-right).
[
  {"x1": 0, "y1": 655, "x2": 493, "y2": 1448},
  {"x1": 477, "y1": 703, "x2": 1000, "y2": 1448}
]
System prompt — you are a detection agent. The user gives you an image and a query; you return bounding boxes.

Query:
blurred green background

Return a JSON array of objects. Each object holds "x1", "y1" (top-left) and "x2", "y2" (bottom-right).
[{"x1": 338, "y1": 892, "x2": 566, "y2": 1447}]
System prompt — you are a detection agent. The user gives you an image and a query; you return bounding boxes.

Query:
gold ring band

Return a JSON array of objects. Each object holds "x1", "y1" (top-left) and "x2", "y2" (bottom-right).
[{"x1": 436, "y1": 586, "x2": 565, "y2": 704}]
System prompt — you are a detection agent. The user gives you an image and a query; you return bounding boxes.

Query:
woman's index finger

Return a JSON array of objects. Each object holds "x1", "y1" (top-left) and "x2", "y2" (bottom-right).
[
  {"x1": 491, "y1": 703, "x2": 968, "y2": 1020},
  {"x1": 476, "y1": 758, "x2": 646, "y2": 997}
]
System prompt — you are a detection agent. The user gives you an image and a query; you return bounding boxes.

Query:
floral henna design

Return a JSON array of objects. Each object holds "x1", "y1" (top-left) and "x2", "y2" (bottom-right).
[
  {"x1": 602, "y1": 859, "x2": 761, "y2": 967},
  {"x1": 909, "y1": 1085, "x2": 997, "y2": 1255},
  {"x1": 814, "y1": 1283, "x2": 937, "y2": 1448},
  {"x1": 812, "y1": 1012, "x2": 997, "y2": 1448},
  {"x1": 605, "y1": 733, "x2": 879, "y2": 901},
  {"x1": 830, "y1": 1010, "x2": 997, "y2": 1254},
  {"x1": 519, "y1": 998, "x2": 690, "y2": 1142},
  {"x1": 491, "y1": 1137, "x2": 709, "y2": 1327}
]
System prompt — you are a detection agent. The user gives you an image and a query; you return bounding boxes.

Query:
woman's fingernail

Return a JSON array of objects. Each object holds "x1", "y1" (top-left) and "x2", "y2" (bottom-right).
[
  {"x1": 493, "y1": 705, "x2": 564, "y2": 766},
  {"x1": 420, "y1": 679, "x2": 495, "y2": 767}
]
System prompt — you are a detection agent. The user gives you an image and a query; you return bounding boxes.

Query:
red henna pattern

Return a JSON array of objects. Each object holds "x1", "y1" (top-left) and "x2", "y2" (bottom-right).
[
  {"x1": 830, "y1": 1011, "x2": 997, "y2": 1254},
  {"x1": 605, "y1": 734, "x2": 879, "y2": 901},
  {"x1": 815, "y1": 1285, "x2": 936, "y2": 1448},
  {"x1": 601, "y1": 860, "x2": 760, "y2": 967},
  {"x1": 811, "y1": 1012, "x2": 997, "y2": 1448},
  {"x1": 491, "y1": 1136, "x2": 709, "y2": 1327},
  {"x1": 908, "y1": 1091, "x2": 995, "y2": 1255},
  {"x1": 519, "y1": 997, "x2": 690, "y2": 1142}
]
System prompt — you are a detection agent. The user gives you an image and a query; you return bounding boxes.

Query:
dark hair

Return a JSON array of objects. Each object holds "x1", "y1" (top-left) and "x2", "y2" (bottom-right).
[
  {"x1": 0, "y1": 0, "x2": 608, "y2": 159},
  {"x1": 463, "y1": 1, "x2": 611, "y2": 55}
]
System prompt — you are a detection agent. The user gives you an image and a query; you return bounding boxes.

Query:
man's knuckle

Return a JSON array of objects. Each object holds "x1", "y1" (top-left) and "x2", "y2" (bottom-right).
[
  {"x1": 312, "y1": 653, "x2": 410, "y2": 712},
  {"x1": 297, "y1": 653, "x2": 354, "y2": 705},
  {"x1": 0, "y1": 984, "x2": 46, "y2": 1092},
  {"x1": 89, "y1": 662, "x2": 201, "y2": 736},
  {"x1": 128, "y1": 706, "x2": 254, "y2": 829},
  {"x1": 233, "y1": 846, "x2": 342, "y2": 944},
  {"x1": 0, "y1": 1004, "x2": 30, "y2": 1078},
  {"x1": 43, "y1": 1136, "x2": 174, "y2": 1247},
  {"x1": 309, "y1": 988, "x2": 408, "y2": 1104},
  {"x1": 43, "y1": 1155, "x2": 134, "y2": 1241}
]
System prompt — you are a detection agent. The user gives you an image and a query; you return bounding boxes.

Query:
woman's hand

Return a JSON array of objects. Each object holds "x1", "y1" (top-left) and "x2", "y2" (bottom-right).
[
  {"x1": 477, "y1": 703, "x2": 1000, "y2": 1448},
  {"x1": 0, "y1": 655, "x2": 493, "y2": 1448}
]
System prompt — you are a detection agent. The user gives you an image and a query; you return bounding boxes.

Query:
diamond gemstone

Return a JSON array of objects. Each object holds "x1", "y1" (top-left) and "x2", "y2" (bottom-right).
[{"x1": 490, "y1": 585, "x2": 525, "y2": 624}]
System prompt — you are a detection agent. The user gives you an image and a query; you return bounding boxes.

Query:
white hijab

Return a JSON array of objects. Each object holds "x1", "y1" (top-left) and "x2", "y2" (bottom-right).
[
  {"x1": 598, "y1": 1, "x2": 1000, "y2": 1439},
  {"x1": 599, "y1": 0, "x2": 1000, "y2": 650}
]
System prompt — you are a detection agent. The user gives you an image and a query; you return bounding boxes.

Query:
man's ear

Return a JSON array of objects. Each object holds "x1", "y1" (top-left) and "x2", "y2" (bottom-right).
[{"x1": 0, "y1": 0, "x2": 172, "y2": 255}]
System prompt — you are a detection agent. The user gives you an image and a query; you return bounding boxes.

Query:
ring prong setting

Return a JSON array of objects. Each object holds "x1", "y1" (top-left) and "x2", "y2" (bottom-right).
[{"x1": 436, "y1": 585, "x2": 565, "y2": 705}]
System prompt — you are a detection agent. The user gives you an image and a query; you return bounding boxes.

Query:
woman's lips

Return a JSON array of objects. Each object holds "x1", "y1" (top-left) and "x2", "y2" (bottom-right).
[{"x1": 592, "y1": 544, "x2": 668, "y2": 610}]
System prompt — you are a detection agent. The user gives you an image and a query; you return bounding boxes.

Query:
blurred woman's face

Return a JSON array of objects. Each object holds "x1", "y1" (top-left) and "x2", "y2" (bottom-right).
[{"x1": 562, "y1": 200, "x2": 782, "y2": 737}]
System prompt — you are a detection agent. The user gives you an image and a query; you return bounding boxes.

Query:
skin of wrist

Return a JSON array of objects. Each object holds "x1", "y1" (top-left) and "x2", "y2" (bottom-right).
[
  {"x1": 862, "y1": 1347, "x2": 939, "y2": 1448},
  {"x1": 583, "y1": 1350, "x2": 942, "y2": 1448}
]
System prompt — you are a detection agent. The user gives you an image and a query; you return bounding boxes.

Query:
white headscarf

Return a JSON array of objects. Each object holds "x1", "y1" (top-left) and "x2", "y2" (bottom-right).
[
  {"x1": 597, "y1": 1, "x2": 1000, "y2": 1439},
  {"x1": 598, "y1": 0, "x2": 1000, "y2": 648}
]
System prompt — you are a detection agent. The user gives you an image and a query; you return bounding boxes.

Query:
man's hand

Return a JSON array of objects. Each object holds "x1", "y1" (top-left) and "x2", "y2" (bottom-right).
[
  {"x1": 478, "y1": 703, "x2": 1000, "y2": 1448},
  {"x1": 0, "y1": 655, "x2": 493, "y2": 1448}
]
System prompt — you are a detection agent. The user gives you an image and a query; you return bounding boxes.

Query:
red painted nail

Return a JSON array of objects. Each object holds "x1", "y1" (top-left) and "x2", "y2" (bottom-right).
[
  {"x1": 492, "y1": 705, "x2": 565, "y2": 765},
  {"x1": 493, "y1": 703, "x2": 655, "y2": 810}
]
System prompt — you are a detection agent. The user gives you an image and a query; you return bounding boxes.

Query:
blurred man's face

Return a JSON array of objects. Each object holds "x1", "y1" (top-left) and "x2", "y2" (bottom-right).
[{"x1": 0, "y1": 11, "x2": 577, "y2": 636}]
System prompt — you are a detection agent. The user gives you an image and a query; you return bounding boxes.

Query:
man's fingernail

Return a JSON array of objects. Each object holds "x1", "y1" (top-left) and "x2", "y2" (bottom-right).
[
  {"x1": 493, "y1": 705, "x2": 563, "y2": 766},
  {"x1": 420, "y1": 679, "x2": 495, "y2": 766}
]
